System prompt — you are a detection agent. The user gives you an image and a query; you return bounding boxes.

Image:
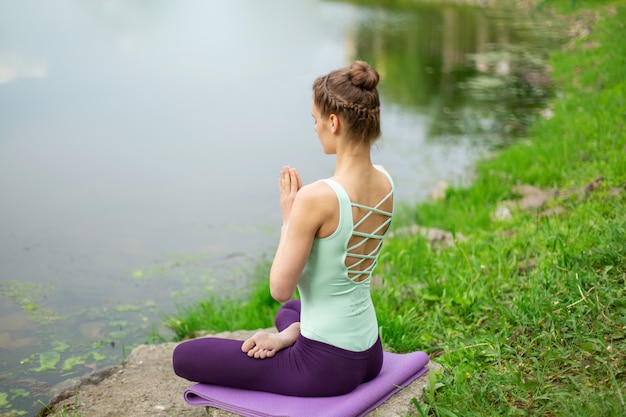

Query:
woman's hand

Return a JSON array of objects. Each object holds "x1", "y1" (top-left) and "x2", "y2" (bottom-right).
[
  {"x1": 279, "y1": 166, "x2": 302, "y2": 224},
  {"x1": 241, "y1": 323, "x2": 300, "y2": 359}
]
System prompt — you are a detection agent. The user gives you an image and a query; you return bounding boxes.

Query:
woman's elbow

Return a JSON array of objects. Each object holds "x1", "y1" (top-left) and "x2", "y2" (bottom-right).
[
  {"x1": 269, "y1": 266, "x2": 298, "y2": 302},
  {"x1": 270, "y1": 284, "x2": 293, "y2": 303}
]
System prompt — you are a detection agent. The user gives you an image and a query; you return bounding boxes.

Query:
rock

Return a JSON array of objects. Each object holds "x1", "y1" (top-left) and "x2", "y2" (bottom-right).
[
  {"x1": 79, "y1": 321, "x2": 107, "y2": 341},
  {"x1": 429, "y1": 180, "x2": 449, "y2": 201},
  {"x1": 511, "y1": 184, "x2": 558, "y2": 210},
  {"x1": 493, "y1": 204, "x2": 513, "y2": 221},
  {"x1": 0, "y1": 331, "x2": 35, "y2": 349},
  {"x1": 494, "y1": 177, "x2": 605, "y2": 221},
  {"x1": 582, "y1": 176, "x2": 603, "y2": 197},
  {"x1": 390, "y1": 225, "x2": 466, "y2": 249},
  {"x1": 517, "y1": 259, "x2": 537, "y2": 275},
  {"x1": 540, "y1": 206, "x2": 566, "y2": 217}
]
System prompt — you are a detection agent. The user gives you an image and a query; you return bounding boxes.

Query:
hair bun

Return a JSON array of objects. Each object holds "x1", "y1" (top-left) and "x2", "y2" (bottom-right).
[{"x1": 348, "y1": 61, "x2": 379, "y2": 91}]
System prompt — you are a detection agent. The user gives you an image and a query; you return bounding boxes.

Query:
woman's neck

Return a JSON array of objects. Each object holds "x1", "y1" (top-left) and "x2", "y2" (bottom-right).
[{"x1": 333, "y1": 139, "x2": 373, "y2": 178}]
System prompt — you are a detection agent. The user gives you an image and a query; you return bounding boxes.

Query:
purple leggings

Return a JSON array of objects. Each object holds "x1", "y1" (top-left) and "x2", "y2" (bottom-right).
[{"x1": 172, "y1": 299, "x2": 383, "y2": 397}]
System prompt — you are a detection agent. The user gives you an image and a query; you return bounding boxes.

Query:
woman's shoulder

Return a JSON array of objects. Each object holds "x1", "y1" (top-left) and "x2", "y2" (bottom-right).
[
  {"x1": 292, "y1": 180, "x2": 340, "y2": 216},
  {"x1": 297, "y1": 180, "x2": 337, "y2": 202},
  {"x1": 373, "y1": 165, "x2": 394, "y2": 184},
  {"x1": 287, "y1": 180, "x2": 338, "y2": 231}
]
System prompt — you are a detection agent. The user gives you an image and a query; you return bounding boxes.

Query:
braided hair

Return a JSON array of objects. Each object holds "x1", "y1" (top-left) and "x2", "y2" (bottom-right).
[{"x1": 313, "y1": 61, "x2": 381, "y2": 145}]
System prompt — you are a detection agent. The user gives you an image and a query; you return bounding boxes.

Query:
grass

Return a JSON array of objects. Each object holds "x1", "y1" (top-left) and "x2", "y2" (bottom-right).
[
  {"x1": 377, "y1": 198, "x2": 625, "y2": 415},
  {"x1": 39, "y1": 408, "x2": 81, "y2": 417},
  {"x1": 166, "y1": 1, "x2": 626, "y2": 415},
  {"x1": 374, "y1": 1, "x2": 626, "y2": 415},
  {"x1": 37, "y1": 386, "x2": 82, "y2": 417},
  {"x1": 164, "y1": 258, "x2": 282, "y2": 339}
]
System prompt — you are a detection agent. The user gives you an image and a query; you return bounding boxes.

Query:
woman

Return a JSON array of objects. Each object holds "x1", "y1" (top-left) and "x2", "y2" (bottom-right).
[{"x1": 172, "y1": 60, "x2": 394, "y2": 397}]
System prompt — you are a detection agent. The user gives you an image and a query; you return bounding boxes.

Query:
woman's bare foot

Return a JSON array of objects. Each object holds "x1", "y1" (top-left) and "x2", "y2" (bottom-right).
[{"x1": 241, "y1": 323, "x2": 300, "y2": 359}]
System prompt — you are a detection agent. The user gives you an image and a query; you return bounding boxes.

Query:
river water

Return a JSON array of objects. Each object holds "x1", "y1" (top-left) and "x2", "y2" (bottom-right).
[{"x1": 0, "y1": 0, "x2": 562, "y2": 414}]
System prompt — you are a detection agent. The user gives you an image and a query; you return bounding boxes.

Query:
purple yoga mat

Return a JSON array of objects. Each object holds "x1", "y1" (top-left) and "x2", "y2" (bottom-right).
[{"x1": 183, "y1": 350, "x2": 430, "y2": 417}]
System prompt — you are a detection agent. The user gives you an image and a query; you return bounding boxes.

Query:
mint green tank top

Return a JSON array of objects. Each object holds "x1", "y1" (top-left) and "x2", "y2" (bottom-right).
[{"x1": 298, "y1": 165, "x2": 394, "y2": 352}]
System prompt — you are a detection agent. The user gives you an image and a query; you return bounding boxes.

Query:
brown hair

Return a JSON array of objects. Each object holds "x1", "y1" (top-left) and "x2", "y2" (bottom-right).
[{"x1": 313, "y1": 60, "x2": 381, "y2": 144}]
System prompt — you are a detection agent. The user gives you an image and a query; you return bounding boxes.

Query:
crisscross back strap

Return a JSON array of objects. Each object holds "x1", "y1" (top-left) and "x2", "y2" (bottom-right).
[{"x1": 346, "y1": 187, "x2": 393, "y2": 282}]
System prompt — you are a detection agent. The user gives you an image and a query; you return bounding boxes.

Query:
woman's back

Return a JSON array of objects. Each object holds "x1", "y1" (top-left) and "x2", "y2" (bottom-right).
[
  {"x1": 334, "y1": 165, "x2": 394, "y2": 281},
  {"x1": 298, "y1": 165, "x2": 393, "y2": 351}
]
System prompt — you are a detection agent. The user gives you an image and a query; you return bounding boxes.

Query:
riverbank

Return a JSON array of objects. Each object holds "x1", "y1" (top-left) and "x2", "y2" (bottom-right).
[
  {"x1": 371, "y1": 0, "x2": 626, "y2": 415},
  {"x1": 377, "y1": 1, "x2": 626, "y2": 415},
  {"x1": 43, "y1": 0, "x2": 625, "y2": 416},
  {"x1": 40, "y1": 329, "x2": 441, "y2": 417},
  {"x1": 169, "y1": 1, "x2": 626, "y2": 415}
]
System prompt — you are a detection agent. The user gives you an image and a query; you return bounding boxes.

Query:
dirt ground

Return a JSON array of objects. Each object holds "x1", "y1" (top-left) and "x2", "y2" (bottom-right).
[{"x1": 43, "y1": 329, "x2": 441, "y2": 417}]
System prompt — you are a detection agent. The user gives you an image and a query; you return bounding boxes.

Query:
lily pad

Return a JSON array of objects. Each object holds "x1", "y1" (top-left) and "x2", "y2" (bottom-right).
[
  {"x1": 52, "y1": 340, "x2": 69, "y2": 353},
  {"x1": 113, "y1": 304, "x2": 140, "y2": 312},
  {"x1": 10, "y1": 388, "x2": 30, "y2": 400},
  {"x1": 62, "y1": 356, "x2": 86, "y2": 371},
  {"x1": 88, "y1": 351, "x2": 106, "y2": 361},
  {"x1": 108, "y1": 330, "x2": 128, "y2": 340},
  {"x1": 0, "y1": 280, "x2": 60, "y2": 324},
  {"x1": 32, "y1": 351, "x2": 61, "y2": 372}
]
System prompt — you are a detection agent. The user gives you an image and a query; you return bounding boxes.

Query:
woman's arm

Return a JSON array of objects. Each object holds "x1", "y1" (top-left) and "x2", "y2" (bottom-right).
[
  {"x1": 241, "y1": 168, "x2": 334, "y2": 359},
  {"x1": 268, "y1": 167, "x2": 331, "y2": 302}
]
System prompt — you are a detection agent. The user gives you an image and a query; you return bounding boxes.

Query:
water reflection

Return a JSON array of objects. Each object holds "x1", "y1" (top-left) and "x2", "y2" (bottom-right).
[
  {"x1": 0, "y1": 0, "x2": 560, "y2": 414},
  {"x1": 338, "y1": 2, "x2": 561, "y2": 140},
  {"x1": 0, "y1": 55, "x2": 47, "y2": 84}
]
